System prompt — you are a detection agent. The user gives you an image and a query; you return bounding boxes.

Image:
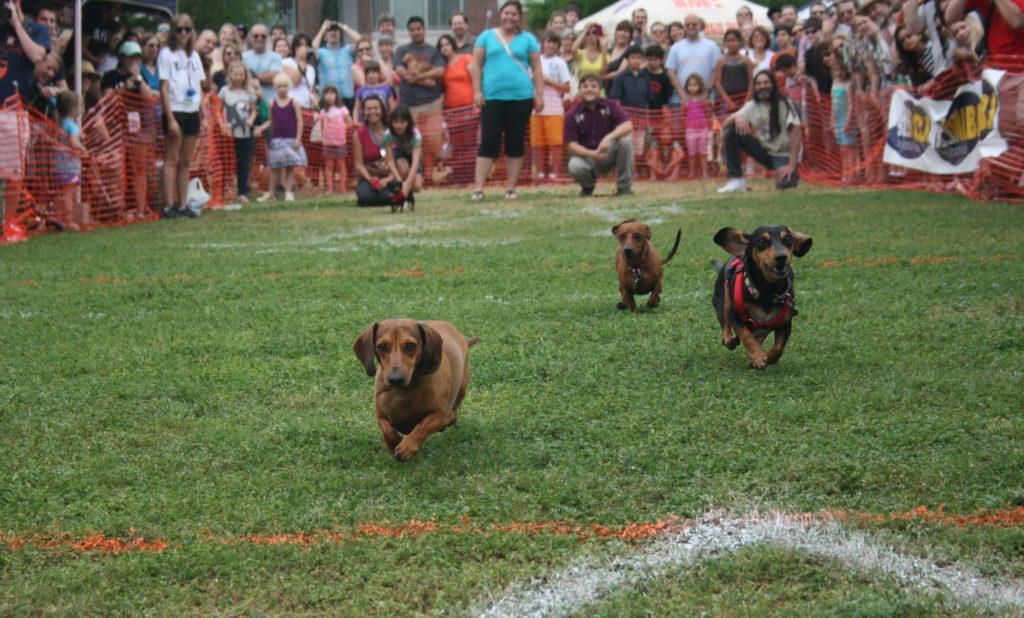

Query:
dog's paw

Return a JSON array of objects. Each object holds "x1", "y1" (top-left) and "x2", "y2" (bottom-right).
[
  {"x1": 394, "y1": 439, "x2": 419, "y2": 462},
  {"x1": 748, "y1": 352, "x2": 768, "y2": 370},
  {"x1": 723, "y1": 336, "x2": 739, "y2": 349},
  {"x1": 616, "y1": 302, "x2": 628, "y2": 310}
]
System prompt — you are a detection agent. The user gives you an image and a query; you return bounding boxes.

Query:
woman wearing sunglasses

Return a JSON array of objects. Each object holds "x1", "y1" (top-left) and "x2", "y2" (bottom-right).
[
  {"x1": 158, "y1": 13, "x2": 207, "y2": 219},
  {"x1": 351, "y1": 36, "x2": 376, "y2": 90}
]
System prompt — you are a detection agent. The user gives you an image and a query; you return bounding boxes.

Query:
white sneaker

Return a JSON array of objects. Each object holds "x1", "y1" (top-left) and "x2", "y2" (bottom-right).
[
  {"x1": 284, "y1": 191, "x2": 295, "y2": 202},
  {"x1": 717, "y1": 178, "x2": 748, "y2": 194},
  {"x1": 256, "y1": 192, "x2": 273, "y2": 203}
]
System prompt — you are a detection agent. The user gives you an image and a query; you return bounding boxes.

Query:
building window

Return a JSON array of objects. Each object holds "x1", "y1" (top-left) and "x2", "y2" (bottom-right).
[
  {"x1": 377, "y1": 0, "x2": 463, "y2": 31},
  {"x1": 276, "y1": 0, "x2": 296, "y2": 32}
]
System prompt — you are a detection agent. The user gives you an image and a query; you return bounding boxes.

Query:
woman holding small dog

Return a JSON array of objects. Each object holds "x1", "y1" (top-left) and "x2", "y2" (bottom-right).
[
  {"x1": 468, "y1": 0, "x2": 545, "y2": 201},
  {"x1": 352, "y1": 96, "x2": 398, "y2": 206}
]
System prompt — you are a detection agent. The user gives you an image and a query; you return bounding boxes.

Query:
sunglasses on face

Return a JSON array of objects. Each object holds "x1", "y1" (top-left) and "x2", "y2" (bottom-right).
[
  {"x1": 175, "y1": 27, "x2": 192, "y2": 33},
  {"x1": 358, "y1": 47, "x2": 371, "y2": 52},
  {"x1": 252, "y1": 33, "x2": 267, "y2": 39}
]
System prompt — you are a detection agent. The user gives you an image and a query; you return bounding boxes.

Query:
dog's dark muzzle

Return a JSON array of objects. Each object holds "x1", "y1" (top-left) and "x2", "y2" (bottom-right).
[{"x1": 386, "y1": 368, "x2": 407, "y2": 387}]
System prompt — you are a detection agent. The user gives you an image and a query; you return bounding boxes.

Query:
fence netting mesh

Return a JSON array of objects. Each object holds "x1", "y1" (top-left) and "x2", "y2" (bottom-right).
[{"x1": 2, "y1": 58, "x2": 1021, "y2": 242}]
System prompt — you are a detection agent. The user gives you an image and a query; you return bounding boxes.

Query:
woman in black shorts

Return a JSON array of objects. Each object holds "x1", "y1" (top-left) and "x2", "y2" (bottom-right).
[
  {"x1": 157, "y1": 13, "x2": 207, "y2": 218},
  {"x1": 468, "y1": 1, "x2": 545, "y2": 200}
]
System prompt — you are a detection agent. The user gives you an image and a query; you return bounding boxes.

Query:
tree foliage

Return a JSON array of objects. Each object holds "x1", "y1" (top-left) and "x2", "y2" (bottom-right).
[
  {"x1": 526, "y1": 0, "x2": 618, "y2": 33},
  {"x1": 178, "y1": 0, "x2": 276, "y2": 31}
]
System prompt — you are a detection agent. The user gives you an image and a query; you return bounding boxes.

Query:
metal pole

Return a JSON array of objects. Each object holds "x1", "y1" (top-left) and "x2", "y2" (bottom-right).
[{"x1": 75, "y1": 0, "x2": 83, "y2": 97}]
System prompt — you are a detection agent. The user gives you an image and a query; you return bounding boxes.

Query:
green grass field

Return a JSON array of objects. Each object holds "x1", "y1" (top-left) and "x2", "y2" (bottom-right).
[{"x1": 2, "y1": 180, "x2": 1023, "y2": 615}]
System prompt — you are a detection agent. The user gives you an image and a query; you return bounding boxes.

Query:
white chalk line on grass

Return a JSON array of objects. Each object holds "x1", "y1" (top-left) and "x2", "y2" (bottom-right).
[
  {"x1": 583, "y1": 203, "x2": 687, "y2": 224},
  {"x1": 474, "y1": 513, "x2": 1024, "y2": 618}
]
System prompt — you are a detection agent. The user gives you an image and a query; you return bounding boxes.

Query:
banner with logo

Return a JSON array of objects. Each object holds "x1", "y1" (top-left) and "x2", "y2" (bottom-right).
[{"x1": 883, "y1": 69, "x2": 1007, "y2": 174}]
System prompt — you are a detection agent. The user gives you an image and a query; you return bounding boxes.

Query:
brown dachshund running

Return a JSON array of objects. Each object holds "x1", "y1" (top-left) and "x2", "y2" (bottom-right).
[
  {"x1": 613, "y1": 219, "x2": 682, "y2": 311},
  {"x1": 353, "y1": 319, "x2": 479, "y2": 461},
  {"x1": 712, "y1": 225, "x2": 812, "y2": 369}
]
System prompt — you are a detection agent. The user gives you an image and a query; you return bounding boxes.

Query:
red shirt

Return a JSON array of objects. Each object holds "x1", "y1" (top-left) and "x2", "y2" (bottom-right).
[
  {"x1": 443, "y1": 54, "x2": 474, "y2": 108},
  {"x1": 564, "y1": 98, "x2": 630, "y2": 150},
  {"x1": 967, "y1": 0, "x2": 1024, "y2": 60}
]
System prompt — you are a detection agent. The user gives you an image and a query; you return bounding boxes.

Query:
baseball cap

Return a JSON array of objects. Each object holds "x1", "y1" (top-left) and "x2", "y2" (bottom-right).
[{"x1": 118, "y1": 41, "x2": 143, "y2": 57}]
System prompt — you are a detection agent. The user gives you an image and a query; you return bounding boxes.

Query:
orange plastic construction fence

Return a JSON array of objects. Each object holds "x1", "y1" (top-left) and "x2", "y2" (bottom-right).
[{"x1": 2, "y1": 58, "x2": 1022, "y2": 243}]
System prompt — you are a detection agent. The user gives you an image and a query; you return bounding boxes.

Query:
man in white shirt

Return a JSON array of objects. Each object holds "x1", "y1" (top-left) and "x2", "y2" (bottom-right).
[{"x1": 665, "y1": 14, "x2": 721, "y2": 106}]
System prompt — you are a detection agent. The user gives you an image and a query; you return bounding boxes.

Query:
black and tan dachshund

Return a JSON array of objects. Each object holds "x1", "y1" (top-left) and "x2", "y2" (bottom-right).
[{"x1": 712, "y1": 225, "x2": 812, "y2": 369}]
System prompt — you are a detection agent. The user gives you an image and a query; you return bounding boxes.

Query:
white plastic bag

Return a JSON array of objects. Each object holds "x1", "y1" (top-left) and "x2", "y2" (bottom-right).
[{"x1": 186, "y1": 177, "x2": 210, "y2": 212}]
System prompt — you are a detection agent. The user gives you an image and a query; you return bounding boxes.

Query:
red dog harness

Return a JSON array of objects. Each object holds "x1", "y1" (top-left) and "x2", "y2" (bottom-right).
[{"x1": 727, "y1": 257, "x2": 795, "y2": 330}]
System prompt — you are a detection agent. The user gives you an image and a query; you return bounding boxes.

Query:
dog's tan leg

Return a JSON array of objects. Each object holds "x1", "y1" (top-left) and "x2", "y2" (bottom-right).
[
  {"x1": 618, "y1": 287, "x2": 637, "y2": 311},
  {"x1": 721, "y1": 294, "x2": 737, "y2": 348},
  {"x1": 647, "y1": 281, "x2": 662, "y2": 308},
  {"x1": 766, "y1": 325, "x2": 791, "y2": 365},
  {"x1": 394, "y1": 410, "x2": 449, "y2": 461},
  {"x1": 449, "y1": 382, "x2": 467, "y2": 427},
  {"x1": 376, "y1": 417, "x2": 402, "y2": 454},
  {"x1": 739, "y1": 328, "x2": 768, "y2": 369}
]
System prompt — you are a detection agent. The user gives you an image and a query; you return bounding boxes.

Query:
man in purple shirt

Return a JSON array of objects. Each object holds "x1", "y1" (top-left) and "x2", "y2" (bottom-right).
[{"x1": 564, "y1": 73, "x2": 635, "y2": 197}]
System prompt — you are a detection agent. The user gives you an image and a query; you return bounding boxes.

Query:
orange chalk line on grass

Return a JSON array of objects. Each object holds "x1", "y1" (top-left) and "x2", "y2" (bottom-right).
[
  {"x1": 815, "y1": 253, "x2": 1020, "y2": 268},
  {"x1": 3, "y1": 506, "x2": 1023, "y2": 557}
]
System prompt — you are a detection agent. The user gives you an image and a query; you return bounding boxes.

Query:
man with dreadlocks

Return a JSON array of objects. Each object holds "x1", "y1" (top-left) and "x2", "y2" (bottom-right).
[{"x1": 717, "y1": 70, "x2": 802, "y2": 193}]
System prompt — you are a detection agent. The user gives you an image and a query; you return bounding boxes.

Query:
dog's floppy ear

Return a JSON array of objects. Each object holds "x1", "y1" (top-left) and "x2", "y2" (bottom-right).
[
  {"x1": 641, "y1": 224, "x2": 652, "y2": 240},
  {"x1": 612, "y1": 219, "x2": 636, "y2": 236},
  {"x1": 416, "y1": 322, "x2": 444, "y2": 375},
  {"x1": 713, "y1": 227, "x2": 749, "y2": 257},
  {"x1": 352, "y1": 323, "x2": 379, "y2": 377},
  {"x1": 791, "y1": 231, "x2": 813, "y2": 257}
]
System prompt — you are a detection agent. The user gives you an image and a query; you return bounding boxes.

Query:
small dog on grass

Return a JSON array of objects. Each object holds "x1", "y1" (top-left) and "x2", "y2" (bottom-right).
[
  {"x1": 353, "y1": 320, "x2": 479, "y2": 461},
  {"x1": 612, "y1": 219, "x2": 682, "y2": 311},
  {"x1": 712, "y1": 225, "x2": 812, "y2": 369}
]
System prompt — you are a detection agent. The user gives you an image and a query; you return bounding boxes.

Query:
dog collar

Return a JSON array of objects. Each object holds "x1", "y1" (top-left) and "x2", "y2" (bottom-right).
[
  {"x1": 630, "y1": 266, "x2": 644, "y2": 290},
  {"x1": 728, "y1": 257, "x2": 795, "y2": 330}
]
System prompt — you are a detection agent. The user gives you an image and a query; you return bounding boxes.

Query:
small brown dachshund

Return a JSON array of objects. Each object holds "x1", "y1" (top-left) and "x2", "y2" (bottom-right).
[
  {"x1": 613, "y1": 219, "x2": 682, "y2": 311},
  {"x1": 712, "y1": 225, "x2": 812, "y2": 369},
  {"x1": 353, "y1": 319, "x2": 479, "y2": 461}
]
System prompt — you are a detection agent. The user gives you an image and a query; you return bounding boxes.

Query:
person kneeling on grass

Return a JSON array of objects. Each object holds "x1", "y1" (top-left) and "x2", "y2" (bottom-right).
[
  {"x1": 564, "y1": 72, "x2": 635, "y2": 197},
  {"x1": 717, "y1": 69, "x2": 801, "y2": 193},
  {"x1": 384, "y1": 104, "x2": 423, "y2": 213}
]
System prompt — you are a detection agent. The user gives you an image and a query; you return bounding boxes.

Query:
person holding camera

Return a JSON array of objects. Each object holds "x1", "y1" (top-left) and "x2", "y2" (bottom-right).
[
  {"x1": 100, "y1": 41, "x2": 156, "y2": 98},
  {"x1": 0, "y1": 0, "x2": 50, "y2": 102},
  {"x1": 102, "y1": 40, "x2": 159, "y2": 217}
]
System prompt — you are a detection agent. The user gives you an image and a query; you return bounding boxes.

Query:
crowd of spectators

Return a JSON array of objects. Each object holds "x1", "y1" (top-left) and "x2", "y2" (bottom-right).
[{"x1": 2, "y1": 0, "x2": 1022, "y2": 223}]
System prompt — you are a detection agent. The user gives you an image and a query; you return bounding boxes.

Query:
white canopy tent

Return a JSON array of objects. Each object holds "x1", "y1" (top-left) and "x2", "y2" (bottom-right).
[{"x1": 573, "y1": 0, "x2": 771, "y2": 39}]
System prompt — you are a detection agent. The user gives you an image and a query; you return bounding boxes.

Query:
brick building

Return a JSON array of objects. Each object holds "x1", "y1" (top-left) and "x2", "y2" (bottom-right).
[{"x1": 276, "y1": 0, "x2": 497, "y2": 42}]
